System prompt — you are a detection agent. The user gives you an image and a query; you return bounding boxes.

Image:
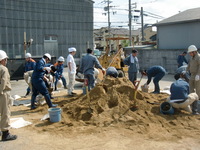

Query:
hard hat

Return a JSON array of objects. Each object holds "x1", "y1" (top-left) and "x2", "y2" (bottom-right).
[
  {"x1": 25, "y1": 53, "x2": 32, "y2": 58},
  {"x1": 68, "y1": 47, "x2": 76, "y2": 52},
  {"x1": 188, "y1": 45, "x2": 197, "y2": 53},
  {"x1": 0, "y1": 50, "x2": 8, "y2": 61},
  {"x1": 57, "y1": 79, "x2": 63, "y2": 88},
  {"x1": 44, "y1": 53, "x2": 51, "y2": 60},
  {"x1": 58, "y1": 56, "x2": 65, "y2": 62}
]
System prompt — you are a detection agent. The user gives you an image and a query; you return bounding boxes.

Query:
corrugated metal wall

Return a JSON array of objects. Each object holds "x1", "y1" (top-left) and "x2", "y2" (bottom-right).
[
  {"x1": 157, "y1": 22, "x2": 200, "y2": 49},
  {"x1": 0, "y1": 0, "x2": 93, "y2": 59}
]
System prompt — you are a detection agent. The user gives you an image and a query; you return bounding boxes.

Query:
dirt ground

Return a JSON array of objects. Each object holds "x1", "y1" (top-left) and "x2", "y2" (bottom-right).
[{"x1": 1, "y1": 77, "x2": 200, "y2": 150}]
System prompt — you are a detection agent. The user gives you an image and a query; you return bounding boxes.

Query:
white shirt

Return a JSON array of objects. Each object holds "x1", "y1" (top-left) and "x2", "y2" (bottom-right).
[{"x1": 67, "y1": 54, "x2": 76, "y2": 74}]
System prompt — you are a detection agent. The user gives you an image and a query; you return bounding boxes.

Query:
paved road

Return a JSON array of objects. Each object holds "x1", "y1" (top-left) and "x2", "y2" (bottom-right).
[{"x1": 10, "y1": 67, "x2": 175, "y2": 97}]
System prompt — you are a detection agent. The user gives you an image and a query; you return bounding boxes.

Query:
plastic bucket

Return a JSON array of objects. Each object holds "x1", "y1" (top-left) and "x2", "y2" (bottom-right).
[
  {"x1": 160, "y1": 102, "x2": 174, "y2": 115},
  {"x1": 48, "y1": 108, "x2": 61, "y2": 123}
]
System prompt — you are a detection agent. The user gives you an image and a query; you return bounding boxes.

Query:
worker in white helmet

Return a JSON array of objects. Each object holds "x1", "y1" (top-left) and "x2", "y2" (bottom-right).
[
  {"x1": 30, "y1": 53, "x2": 57, "y2": 109},
  {"x1": 186, "y1": 45, "x2": 200, "y2": 115},
  {"x1": 54, "y1": 56, "x2": 67, "y2": 90},
  {"x1": 24, "y1": 53, "x2": 36, "y2": 97},
  {"x1": 0, "y1": 50, "x2": 17, "y2": 141},
  {"x1": 67, "y1": 47, "x2": 77, "y2": 96}
]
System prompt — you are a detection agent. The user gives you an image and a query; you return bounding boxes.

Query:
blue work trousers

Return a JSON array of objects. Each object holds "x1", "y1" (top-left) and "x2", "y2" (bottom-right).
[
  {"x1": 84, "y1": 74, "x2": 95, "y2": 91},
  {"x1": 128, "y1": 72, "x2": 137, "y2": 84},
  {"x1": 55, "y1": 75, "x2": 67, "y2": 90},
  {"x1": 31, "y1": 78, "x2": 53, "y2": 108},
  {"x1": 153, "y1": 72, "x2": 165, "y2": 93}
]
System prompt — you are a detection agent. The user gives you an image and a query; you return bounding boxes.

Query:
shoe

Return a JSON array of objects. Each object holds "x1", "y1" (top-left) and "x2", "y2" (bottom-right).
[
  {"x1": 192, "y1": 112, "x2": 199, "y2": 115},
  {"x1": 151, "y1": 91, "x2": 160, "y2": 94},
  {"x1": 50, "y1": 104, "x2": 58, "y2": 108},
  {"x1": 2, "y1": 130, "x2": 17, "y2": 141},
  {"x1": 71, "y1": 92, "x2": 77, "y2": 95},
  {"x1": 64, "y1": 86, "x2": 67, "y2": 89},
  {"x1": 31, "y1": 106, "x2": 37, "y2": 110},
  {"x1": 50, "y1": 96, "x2": 54, "y2": 99}
]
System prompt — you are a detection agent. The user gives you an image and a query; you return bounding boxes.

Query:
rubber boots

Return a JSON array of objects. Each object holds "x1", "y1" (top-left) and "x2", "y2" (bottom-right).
[{"x1": 2, "y1": 130, "x2": 17, "y2": 141}]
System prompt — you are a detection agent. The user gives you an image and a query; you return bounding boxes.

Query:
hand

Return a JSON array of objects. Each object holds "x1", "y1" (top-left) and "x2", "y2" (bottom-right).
[
  {"x1": 195, "y1": 75, "x2": 200, "y2": 81},
  {"x1": 44, "y1": 67, "x2": 51, "y2": 73},
  {"x1": 102, "y1": 68, "x2": 106, "y2": 75}
]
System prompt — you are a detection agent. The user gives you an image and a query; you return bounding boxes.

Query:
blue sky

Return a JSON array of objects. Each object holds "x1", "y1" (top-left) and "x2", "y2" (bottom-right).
[{"x1": 93, "y1": 0, "x2": 200, "y2": 29}]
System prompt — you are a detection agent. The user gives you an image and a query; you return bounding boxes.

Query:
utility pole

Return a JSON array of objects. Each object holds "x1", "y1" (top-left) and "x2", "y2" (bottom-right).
[
  {"x1": 128, "y1": 0, "x2": 132, "y2": 46},
  {"x1": 141, "y1": 7, "x2": 145, "y2": 41},
  {"x1": 128, "y1": 2, "x2": 137, "y2": 46},
  {"x1": 107, "y1": 0, "x2": 111, "y2": 51}
]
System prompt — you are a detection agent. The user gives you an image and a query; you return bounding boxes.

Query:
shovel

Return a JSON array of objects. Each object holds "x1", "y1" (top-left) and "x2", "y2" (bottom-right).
[
  {"x1": 130, "y1": 74, "x2": 143, "y2": 111},
  {"x1": 84, "y1": 78, "x2": 93, "y2": 113}
]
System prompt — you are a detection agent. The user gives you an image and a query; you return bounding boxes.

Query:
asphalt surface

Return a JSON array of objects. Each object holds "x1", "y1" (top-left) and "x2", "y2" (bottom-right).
[{"x1": 10, "y1": 67, "x2": 175, "y2": 97}]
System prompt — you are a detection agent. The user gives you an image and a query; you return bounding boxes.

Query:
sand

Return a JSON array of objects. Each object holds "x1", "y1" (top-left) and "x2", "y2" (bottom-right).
[{"x1": 4, "y1": 77, "x2": 200, "y2": 149}]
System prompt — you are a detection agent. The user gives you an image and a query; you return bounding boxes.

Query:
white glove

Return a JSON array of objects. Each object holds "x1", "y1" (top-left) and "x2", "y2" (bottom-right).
[
  {"x1": 44, "y1": 67, "x2": 51, "y2": 73},
  {"x1": 195, "y1": 75, "x2": 200, "y2": 81}
]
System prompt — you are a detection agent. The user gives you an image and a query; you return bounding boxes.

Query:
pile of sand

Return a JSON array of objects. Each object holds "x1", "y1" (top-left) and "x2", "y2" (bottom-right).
[{"x1": 31, "y1": 77, "x2": 200, "y2": 140}]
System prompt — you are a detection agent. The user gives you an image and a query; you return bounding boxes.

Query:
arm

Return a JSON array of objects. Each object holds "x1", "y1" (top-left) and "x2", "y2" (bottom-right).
[
  {"x1": 123, "y1": 56, "x2": 130, "y2": 66},
  {"x1": 0, "y1": 69, "x2": 8, "y2": 94},
  {"x1": 146, "y1": 75, "x2": 152, "y2": 85}
]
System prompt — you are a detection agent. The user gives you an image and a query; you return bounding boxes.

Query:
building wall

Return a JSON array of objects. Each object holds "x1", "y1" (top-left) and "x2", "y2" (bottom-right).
[
  {"x1": 0, "y1": 0, "x2": 93, "y2": 58},
  {"x1": 124, "y1": 48, "x2": 190, "y2": 74},
  {"x1": 157, "y1": 22, "x2": 200, "y2": 49}
]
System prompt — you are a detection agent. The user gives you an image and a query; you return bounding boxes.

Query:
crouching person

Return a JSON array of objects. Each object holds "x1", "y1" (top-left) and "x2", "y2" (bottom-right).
[
  {"x1": 106, "y1": 67, "x2": 119, "y2": 78},
  {"x1": 0, "y1": 50, "x2": 17, "y2": 141},
  {"x1": 166, "y1": 72, "x2": 199, "y2": 115}
]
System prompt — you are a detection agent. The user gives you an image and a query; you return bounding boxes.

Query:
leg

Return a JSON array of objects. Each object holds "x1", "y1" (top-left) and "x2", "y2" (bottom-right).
[
  {"x1": 31, "y1": 82, "x2": 39, "y2": 109},
  {"x1": 61, "y1": 76, "x2": 67, "y2": 88},
  {"x1": 54, "y1": 78, "x2": 58, "y2": 91},
  {"x1": 68, "y1": 73, "x2": 75, "y2": 95},
  {"x1": 153, "y1": 72, "x2": 165, "y2": 93},
  {"x1": 189, "y1": 79, "x2": 195, "y2": 93}
]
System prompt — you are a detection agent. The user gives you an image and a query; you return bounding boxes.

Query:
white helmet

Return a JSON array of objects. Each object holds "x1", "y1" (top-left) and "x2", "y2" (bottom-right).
[
  {"x1": 58, "y1": 56, "x2": 65, "y2": 62},
  {"x1": 57, "y1": 79, "x2": 63, "y2": 88},
  {"x1": 0, "y1": 50, "x2": 8, "y2": 61},
  {"x1": 68, "y1": 47, "x2": 76, "y2": 52},
  {"x1": 44, "y1": 53, "x2": 51, "y2": 60},
  {"x1": 25, "y1": 53, "x2": 32, "y2": 58},
  {"x1": 188, "y1": 45, "x2": 197, "y2": 53}
]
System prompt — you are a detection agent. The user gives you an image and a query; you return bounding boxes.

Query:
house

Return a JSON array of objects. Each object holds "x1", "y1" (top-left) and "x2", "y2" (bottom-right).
[
  {"x1": 94, "y1": 27, "x2": 140, "y2": 51},
  {"x1": 155, "y1": 7, "x2": 200, "y2": 49}
]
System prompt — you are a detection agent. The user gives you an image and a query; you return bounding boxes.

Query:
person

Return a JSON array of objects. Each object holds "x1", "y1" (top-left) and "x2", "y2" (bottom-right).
[
  {"x1": 176, "y1": 65, "x2": 190, "y2": 82},
  {"x1": 24, "y1": 53, "x2": 36, "y2": 97},
  {"x1": 106, "y1": 67, "x2": 119, "y2": 78},
  {"x1": 80, "y1": 48, "x2": 105, "y2": 90},
  {"x1": 123, "y1": 49, "x2": 139, "y2": 85},
  {"x1": 186, "y1": 45, "x2": 200, "y2": 113},
  {"x1": 67, "y1": 47, "x2": 77, "y2": 96},
  {"x1": 54, "y1": 56, "x2": 67, "y2": 90},
  {"x1": 30, "y1": 53, "x2": 57, "y2": 110},
  {"x1": 143, "y1": 65, "x2": 166, "y2": 94},
  {"x1": 0, "y1": 50, "x2": 17, "y2": 141},
  {"x1": 177, "y1": 51, "x2": 188, "y2": 67},
  {"x1": 166, "y1": 72, "x2": 199, "y2": 115}
]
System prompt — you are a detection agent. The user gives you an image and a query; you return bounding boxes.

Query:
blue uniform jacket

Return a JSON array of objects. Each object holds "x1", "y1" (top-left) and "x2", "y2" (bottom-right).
[
  {"x1": 106, "y1": 67, "x2": 118, "y2": 78},
  {"x1": 177, "y1": 55, "x2": 188, "y2": 67},
  {"x1": 80, "y1": 54, "x2": 103, "y2": 75},
  {"x1": 170, "y1": 78, "x2": 189, "y2": 100},
  {"x1": 123, "y1": 55, "x2": 139, "y2": 73},
  {"x1": 25, "y1": 58, "x2": 36, "y2": 72},
  {"x1": 54, "y1": 62, "x2": 64, "y2": 78},
  {"x1": 31, "y1": 58, "x2": 46, "y2": 80},
  {"x1": 147, "y1": 66, "x2": 166, "y2": 84}
]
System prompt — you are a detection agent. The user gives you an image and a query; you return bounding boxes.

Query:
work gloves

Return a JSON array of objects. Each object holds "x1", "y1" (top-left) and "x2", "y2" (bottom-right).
[
  {"x1": 44, "y1": 67, "x2": 51, "y2": 73},
  {"x1": 195, "y1": 75, "x2": 200, "y2": 81}
]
